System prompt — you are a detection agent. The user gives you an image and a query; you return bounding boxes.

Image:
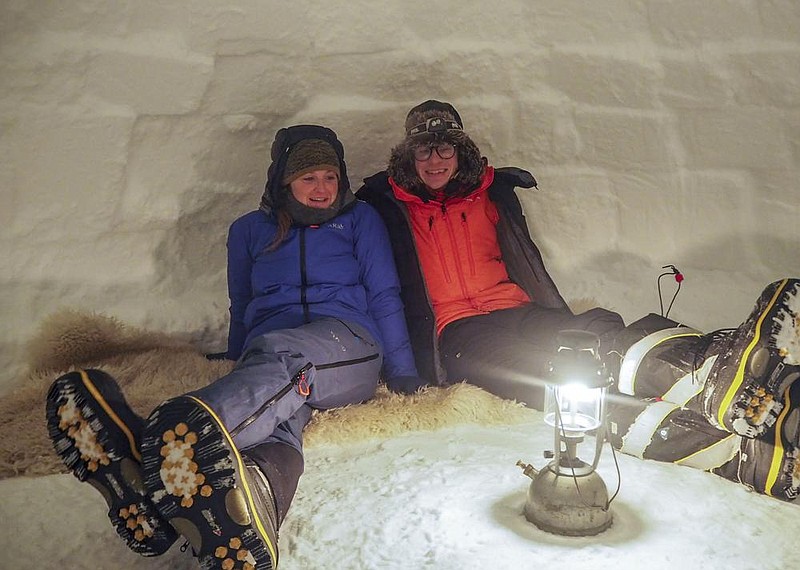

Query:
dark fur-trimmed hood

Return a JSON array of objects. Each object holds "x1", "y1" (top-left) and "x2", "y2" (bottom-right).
[{"x1": 261, "y1": 124, "x2": 351, "y2": 214}]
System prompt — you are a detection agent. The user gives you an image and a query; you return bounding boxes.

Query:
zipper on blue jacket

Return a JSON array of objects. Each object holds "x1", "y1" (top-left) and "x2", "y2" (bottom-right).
[
  {"x1": 229, "y1": 362, "x2": 314, "y2": 438},
  {"x1": 299, "y1": 228, "x2": 310, "y2": 323}
]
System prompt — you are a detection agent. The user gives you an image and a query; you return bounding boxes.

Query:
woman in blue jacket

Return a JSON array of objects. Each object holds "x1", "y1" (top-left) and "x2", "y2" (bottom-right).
[{"x1": 46, "y1": 124, "x2": 423, "y2": 569}]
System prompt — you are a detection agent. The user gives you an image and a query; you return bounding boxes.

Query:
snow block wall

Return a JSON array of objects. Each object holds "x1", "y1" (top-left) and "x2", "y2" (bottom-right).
[{"x1": 1, "y1": 0, "x2": 798, "y2": 394}]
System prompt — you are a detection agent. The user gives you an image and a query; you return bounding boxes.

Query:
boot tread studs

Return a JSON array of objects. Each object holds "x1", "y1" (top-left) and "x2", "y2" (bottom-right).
[
  {"x1": 56, "y1": 395, "x2": 111, "y2": 472},
  {"x1": 46, "y1": 371, "x2": 178, "y2": 556},
  {"x1": 774, "y1": 283, "x2": 800, "y2": 365},
  {"x1": 159, "y1": 423, "x2": 213, "y2": 507},
  {"x1": 214, "y1": 536, "x2": 257, "y2": 570},
  {"x1": 120, "y1": 502, "x2": 156, "y2": 541},
  {"x1": 708, "y1": 279, "x2": 800, "y2": 437},
  {"x1": 142, "y1": 398, "x2": 277, "y2": 569}
]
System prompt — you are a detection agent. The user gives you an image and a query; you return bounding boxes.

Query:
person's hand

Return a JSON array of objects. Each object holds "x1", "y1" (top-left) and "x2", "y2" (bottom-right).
[{"x1": 387, "y1": 375, "x2": 428, "y2": 395}]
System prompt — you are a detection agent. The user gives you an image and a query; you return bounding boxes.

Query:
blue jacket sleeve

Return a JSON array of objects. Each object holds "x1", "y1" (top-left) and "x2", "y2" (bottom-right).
[
  {"x1": 352, "y1": 203, "x2": 420, "y2": 381},
  {"x1": 225, "y1": 217, "x2": 253, "y2": 361}
]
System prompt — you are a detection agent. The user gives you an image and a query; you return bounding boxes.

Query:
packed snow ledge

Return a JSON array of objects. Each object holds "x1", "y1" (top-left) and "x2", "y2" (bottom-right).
[{"x1": 2, "y1": 414, "x2": 797, "y2": 570}]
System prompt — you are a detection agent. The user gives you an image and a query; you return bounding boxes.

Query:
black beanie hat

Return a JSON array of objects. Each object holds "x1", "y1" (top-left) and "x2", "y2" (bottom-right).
[
  {"x1": 404, "y1": 100, "x2": 464, "y2": 136},
  {"x1": 388, "y1": 100, "x2": 485, "y2": 197}
]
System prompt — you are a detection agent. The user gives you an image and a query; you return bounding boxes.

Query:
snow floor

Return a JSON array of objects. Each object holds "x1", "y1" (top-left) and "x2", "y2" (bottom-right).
[{"x1": 2, "y1": 412, "x2": 797, "y2": 569}]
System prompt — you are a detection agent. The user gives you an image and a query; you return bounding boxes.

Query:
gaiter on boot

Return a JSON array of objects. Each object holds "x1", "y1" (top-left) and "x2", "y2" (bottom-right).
[
  {"x1": 244, "y1": 442, "x2": 305, "y2": 526},
  {"x1": 606, "y1": 314, "x2": 739, "y2": 471}
]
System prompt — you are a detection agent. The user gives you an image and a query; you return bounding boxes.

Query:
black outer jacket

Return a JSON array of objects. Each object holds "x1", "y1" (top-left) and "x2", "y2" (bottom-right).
[{"x1": 355, "y1": 167, "x2": 570, "y2": 385}]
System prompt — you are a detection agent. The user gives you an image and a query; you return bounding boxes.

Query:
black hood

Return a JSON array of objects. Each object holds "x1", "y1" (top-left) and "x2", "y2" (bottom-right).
[{"x1": 261, "y1": 124, "x2": 351, "y2": 213}]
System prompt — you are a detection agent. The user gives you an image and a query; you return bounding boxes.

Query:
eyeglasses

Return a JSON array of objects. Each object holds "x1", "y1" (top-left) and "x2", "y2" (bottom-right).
[{"x1": 413, "y1": 142, "x2": 457, "y2": 162}]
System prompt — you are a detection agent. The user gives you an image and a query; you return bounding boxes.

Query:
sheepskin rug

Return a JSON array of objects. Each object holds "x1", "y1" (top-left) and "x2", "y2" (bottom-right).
[{"x1": 0, "y1": 309, "x2": 534, "y2": 479}]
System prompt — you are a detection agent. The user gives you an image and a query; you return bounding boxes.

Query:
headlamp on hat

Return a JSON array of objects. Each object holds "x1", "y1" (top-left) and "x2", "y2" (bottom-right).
[{"x1": 407, "y1": 116, "x2": 463, "y2": 137}]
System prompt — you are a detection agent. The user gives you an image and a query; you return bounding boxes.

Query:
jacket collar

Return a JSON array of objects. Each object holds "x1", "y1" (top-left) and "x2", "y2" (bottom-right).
[{"x1": 389, "y1": 166, "x2": 495, "y2": 205}]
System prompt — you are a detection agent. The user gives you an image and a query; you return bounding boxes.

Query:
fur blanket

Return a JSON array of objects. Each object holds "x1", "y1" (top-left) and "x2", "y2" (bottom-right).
[{"x1": 0, "y1": 310, "x2": 535, "y2": 479}]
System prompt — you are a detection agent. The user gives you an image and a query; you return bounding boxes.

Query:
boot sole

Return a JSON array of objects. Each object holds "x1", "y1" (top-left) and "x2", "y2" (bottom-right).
[
  {"x1": 711, "y1": 279, "x2": 800, "y2": 437},
  {"x1": 141, "y1": 396, "x2": 277, "y2": 570},
  {"x1": 45, "y1": 369, "x2": 178, "y2": 556},
  {"x1": 739, "y1": 381, "x2": 800, "y2": 500},
  {"x1": 765, "y1": 382, "x2": 800, "y2": 500}
]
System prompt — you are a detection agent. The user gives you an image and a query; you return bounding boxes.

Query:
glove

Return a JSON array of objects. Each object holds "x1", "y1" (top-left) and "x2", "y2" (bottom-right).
[
  {"x1": 205, "y1": 352, "x2": 231, "y2": 361},
  {"x1": 387, "y1": 375, "x2": 428, "y2": 395}
]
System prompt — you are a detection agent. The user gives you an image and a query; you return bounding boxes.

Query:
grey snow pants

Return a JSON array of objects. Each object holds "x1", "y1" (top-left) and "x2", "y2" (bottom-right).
[{"x1": 189, "y1": 318, "x2": 383, "y2": 454}]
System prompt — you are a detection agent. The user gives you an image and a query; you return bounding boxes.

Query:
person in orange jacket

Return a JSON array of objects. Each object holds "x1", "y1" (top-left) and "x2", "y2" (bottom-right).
[{"x1": 357, "y1": 100, "x2": 799, "y2": 502}]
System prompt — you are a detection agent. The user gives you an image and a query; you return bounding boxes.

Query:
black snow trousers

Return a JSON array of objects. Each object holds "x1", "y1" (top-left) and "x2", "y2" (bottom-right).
[{"x1": 439, "y1": 303, "x2": 625, "y2": 410}]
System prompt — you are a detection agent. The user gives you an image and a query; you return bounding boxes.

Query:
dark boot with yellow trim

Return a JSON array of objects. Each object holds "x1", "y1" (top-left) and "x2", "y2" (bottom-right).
[
  {"x1": 720, "y1": 379, "x2": 800, "y2": 501},
  {"x1": 141, "y1": 396, "x2": 279, "y2": 570},
  {"x1": 45, "y1": 369, "x2": 179, "y2": 556},
  {"x1": 702, "y1": 278, "x2": 800, "y2": 438},
  {"x1": 243, "y1": 442, "x2": 304, "y2": 529}
]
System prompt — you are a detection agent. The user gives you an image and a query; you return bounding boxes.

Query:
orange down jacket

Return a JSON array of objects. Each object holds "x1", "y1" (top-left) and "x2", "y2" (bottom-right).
[
  {"x1": 357, "y1": 166, "x2": 569, "y2": 384},
  {"x1": 389, "y1": 167, "x2": 531, "y2": 336}
]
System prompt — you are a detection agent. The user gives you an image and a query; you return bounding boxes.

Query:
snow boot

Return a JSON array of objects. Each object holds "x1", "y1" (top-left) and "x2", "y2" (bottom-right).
[
  {"x1": 243, "y1": 442, "x2": 304, "y2": 527},
  {"x1": 45, "y1": 369, "x2": 179, "y2": 556},
  {"x1": 734, "y1": 379, "x2": 800, "y2": 501},
  {"x1": 610, "y1": 312, "x2": 729, "y2": 407},
  {"x1": 141, "y1": 396, "x2": 279, "y2": 570},
  {"x1": 607, "y1": 393, "x2": 740, "y2": 470},
  {"x1": 702, "y1": 278, "x2": 800, "y2": 438},
  {"x1": 607, "y1": 314, "x2": 740, "y2": 470}
]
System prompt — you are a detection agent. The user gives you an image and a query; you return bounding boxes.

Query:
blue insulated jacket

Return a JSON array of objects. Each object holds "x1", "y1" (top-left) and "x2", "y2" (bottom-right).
[{"x1": 225, "y1": 200, "x2": 418, "y2": 382}]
